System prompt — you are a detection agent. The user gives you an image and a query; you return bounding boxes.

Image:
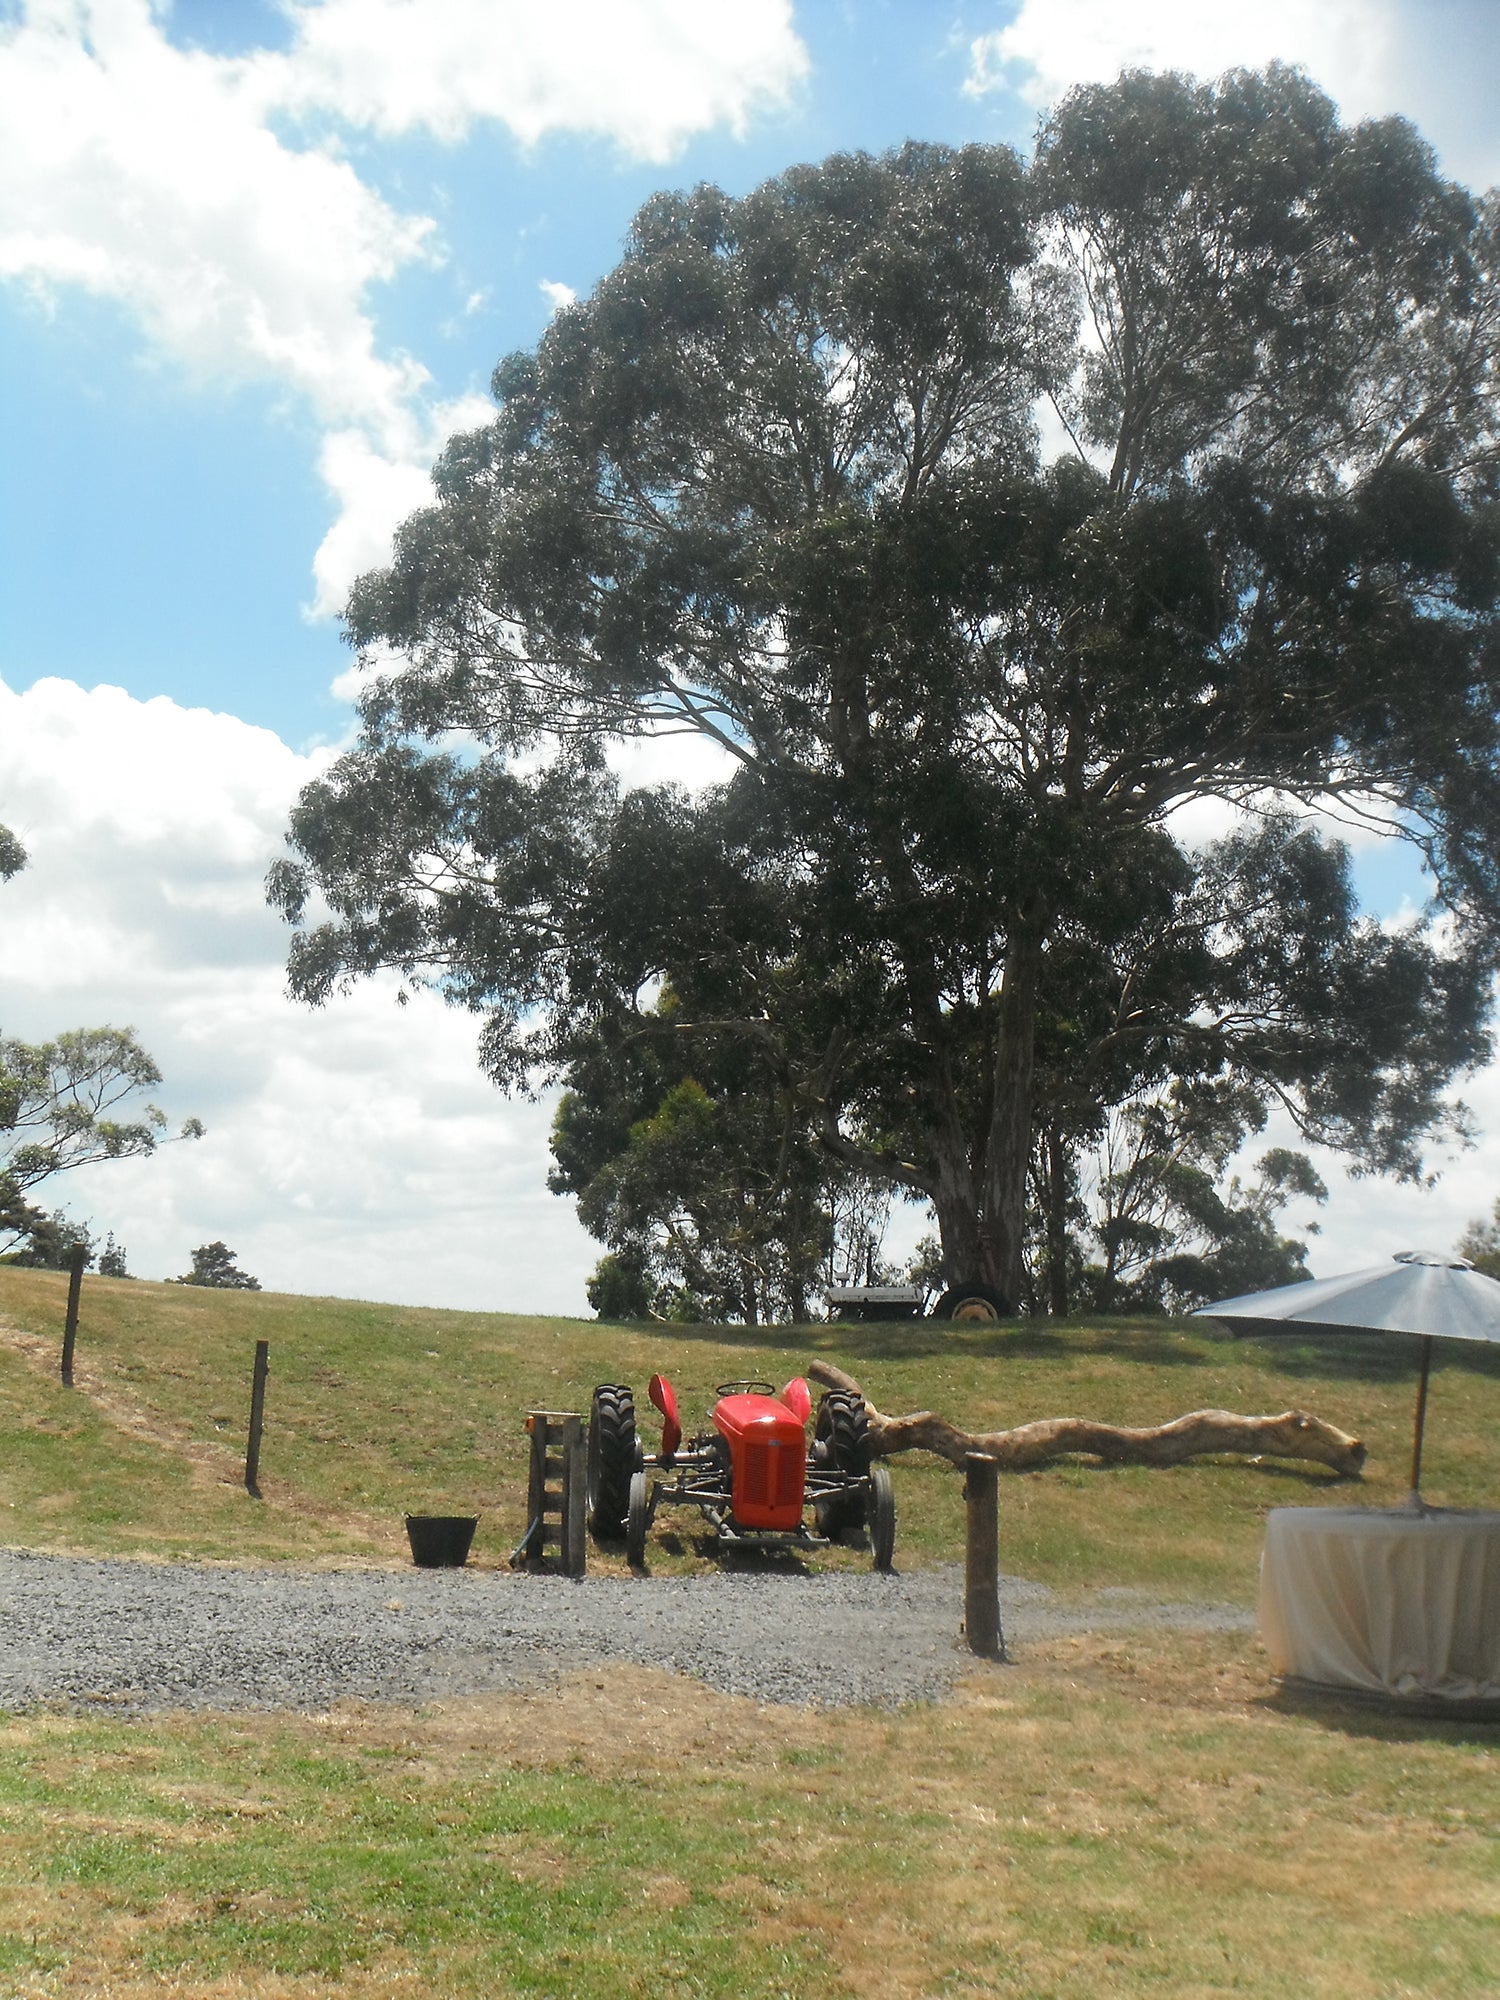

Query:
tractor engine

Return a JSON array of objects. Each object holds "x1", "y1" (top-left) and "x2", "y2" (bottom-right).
[{"x1": 712, "y1": 1391, "x2": 807, "y2": 1529}]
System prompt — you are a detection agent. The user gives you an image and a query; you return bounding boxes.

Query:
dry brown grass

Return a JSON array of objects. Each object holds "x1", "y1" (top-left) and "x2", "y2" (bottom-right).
[{"x1": 2, "y1": 1632, "x2": 1496, "y2": 1998}]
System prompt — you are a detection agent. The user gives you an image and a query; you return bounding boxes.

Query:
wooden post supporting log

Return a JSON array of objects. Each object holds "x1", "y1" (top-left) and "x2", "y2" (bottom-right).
[
  {"x1": 964, "y1": 1452, "x2": 1004, "y2": 1660},
  {"x1": 245, "y1": 1340, "x2": 269, "y2": 1499},
  {"x1": 60, "y1": 1242, "x2": 86, "y2": 1387}
]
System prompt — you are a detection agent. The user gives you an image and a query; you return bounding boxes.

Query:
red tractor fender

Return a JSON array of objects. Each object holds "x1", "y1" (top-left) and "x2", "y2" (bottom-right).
[
  {"x1": 647, "y1": 1373, "x2": 683, "y2": 1459},
  {"x1": 779, "y1": 1375, "x2": 812, "y2": 1426}
]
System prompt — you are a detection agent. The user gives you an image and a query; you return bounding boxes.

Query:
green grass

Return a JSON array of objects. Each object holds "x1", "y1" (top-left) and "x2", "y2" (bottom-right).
[
  {"x1": 3, "y1": 1264, "x2": 1499, "y2": 1594},
  {"x1": 0, "y1": 1635, "x2": 1496, "y2": 1997},
  {"x1": 3, "y1": 1266, "x2": 1499, "y2": 1996}
]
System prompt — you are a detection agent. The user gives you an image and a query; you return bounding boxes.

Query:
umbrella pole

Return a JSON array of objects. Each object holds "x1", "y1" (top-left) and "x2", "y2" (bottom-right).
[{"x1": 1409, "y1": 1333, "x2": 1434, "y2": 1502}]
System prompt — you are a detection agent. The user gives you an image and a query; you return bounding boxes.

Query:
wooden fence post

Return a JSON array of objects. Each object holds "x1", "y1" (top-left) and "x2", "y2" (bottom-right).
[
  {"x1": 562, "y1": 1422, "x2": 587, "y2": 1579},
  {"x1": 60, "y1": 1242, "x2": 86, "y2": 1387},
  {"x1": 964, "y1": 1451, "x2": 1005, "y2": 1660},
  {"x1": 245, "y1": 1340, "x2": 270, "y2": 1499},
  {"x1": 515, "y1": 1412, "x2": 587, "y2": 1574}
]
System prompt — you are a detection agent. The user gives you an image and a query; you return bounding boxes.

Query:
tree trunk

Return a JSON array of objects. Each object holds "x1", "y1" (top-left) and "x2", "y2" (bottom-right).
[
  {"x1": 978, "y1": 922, "x2": 1044, "y2": 1307},
  {"x1": 808, "y1": 1361, "x2": 1367, "y2": 1478},
  {"x1": 1045, "y1": 1127, "x2": 1070, "y2": 1317},
  {"x1": 928, "y1": 1127, "x2": 983, "y2": 1289}
]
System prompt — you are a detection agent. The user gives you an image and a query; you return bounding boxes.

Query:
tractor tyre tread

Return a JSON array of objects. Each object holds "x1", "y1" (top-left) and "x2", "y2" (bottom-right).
[
  {"x1": 587, "y1": 1384, "x2": 638, "y2": 1541},
  {"x1": 869, "y1": 1462, "x2": 896, "y2": 1571},
  {"x1": 626, "y1": 1469, "x2": 650, "y2": 1568}
]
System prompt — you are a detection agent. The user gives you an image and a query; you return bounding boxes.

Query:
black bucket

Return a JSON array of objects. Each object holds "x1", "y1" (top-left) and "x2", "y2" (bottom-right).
[{"x1": 405, "y1": 1514, "x2": 478, "y2": 1567}]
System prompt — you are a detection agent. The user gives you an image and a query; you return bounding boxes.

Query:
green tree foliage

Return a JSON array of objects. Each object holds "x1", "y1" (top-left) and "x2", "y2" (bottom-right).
[
  {"x1": 1458, "y1": 1199, "x2": 1500, "y2": 1278},
  {"x1": 271, "y1": 68, "x2": 1500, "y2": 1308},
  {"x1": 551, "y1": 1002, "x2": 914, "y2": 1322},
  {"x1": 0, "y1": 823, "x2": 25, "y2": 883},
  {"x1": 550, "y1": 1001, "x2": 829, "y2": 1322},
  {"x1": 174, "y1": 1241, "x2": 261, "y2": 1291},
  {"x1": 1072, "y1": 1082, "x2": 1329, "y2": 1313},
  {"x1": 0, "y1": 1027, "x2": 204, "y2": 1250},
  {"x1": 97, "y1": 1231, "x2": 132, "y2": 1279},
  {"x1": 1, "y1": 830, "x2": 202, "y2": 1251},
  {"x1": 1025, "y1": 813, "x2": 1486, "y2": 1310},
  {"x1": 1, "y1": 1206, "x2": 95, "y2": 1271}
]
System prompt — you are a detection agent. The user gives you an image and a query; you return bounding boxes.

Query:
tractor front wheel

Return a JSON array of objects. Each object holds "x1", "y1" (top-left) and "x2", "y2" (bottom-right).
[
  {"x1": 626, "y1": 1470, "x2": 651, "y2": 1568},
  {"x1": 869, "y1": 1463, "x2": 896, "y2": 1571},
  {"x1": 587, "y1": 1384, "x2": 639, "y2": 1540}
]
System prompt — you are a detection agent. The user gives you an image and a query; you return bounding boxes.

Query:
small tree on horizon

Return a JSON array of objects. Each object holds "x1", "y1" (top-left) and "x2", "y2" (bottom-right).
[
  {"x1": 97, "y1": 1232, "x2": 132, "y2": 1279},
  {"x1": 2, "y1": 1207, "x2": 95, "y2": 1271},
  {"x1": 2, "y1": 825, "x2": 203, "y2": 1251},
  {"x1": 175, "y1": 1241, "x2": 261, "y2": 1291}
]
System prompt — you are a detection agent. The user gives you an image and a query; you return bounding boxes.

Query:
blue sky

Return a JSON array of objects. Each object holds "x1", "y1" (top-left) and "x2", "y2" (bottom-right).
[
  {"x1": 2, "y1": 0, "x2": 1498, "y2": 1309},
  {"x1": 2, "y1": 3, "x2": 1030, "y2": 744}
]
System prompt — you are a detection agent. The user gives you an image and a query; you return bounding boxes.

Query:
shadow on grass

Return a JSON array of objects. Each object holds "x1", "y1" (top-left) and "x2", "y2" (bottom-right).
[
  {"x1": 599, "y1": 1312, "x2": 1500, "y2": 1402},
  {"x1": 633, "y1": 1316, "x2": 1222, "y2": 1369},
  {"x1": 1233, "y1": 1331, "x2": 1500, "y2": 1386},
  {"x1": 1260, "y1": 1678, "x2": 1500, "y2": 1742},
  {"x1": 1229, "y1": 1460, "x2": 1357, "y2": 1490}
]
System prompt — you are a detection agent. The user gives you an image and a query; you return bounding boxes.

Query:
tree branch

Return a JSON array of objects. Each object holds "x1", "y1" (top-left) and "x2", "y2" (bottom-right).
[{"x1": 808, "y1": 1360, "x2": 1367, "y2": 1477}]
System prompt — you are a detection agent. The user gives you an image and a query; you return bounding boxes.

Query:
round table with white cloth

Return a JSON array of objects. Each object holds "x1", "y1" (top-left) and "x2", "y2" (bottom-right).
[{"x1": 1260, "y1": 1505, "x2": 1500, "y2": 1701}]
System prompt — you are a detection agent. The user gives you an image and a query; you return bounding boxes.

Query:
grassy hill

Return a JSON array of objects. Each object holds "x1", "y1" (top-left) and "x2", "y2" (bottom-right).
[
  {"x1": 4, "y1": 1265, "x2": 1500, "y2": 1998},
  {"x1": 4, "y1": 1263, "x2": 1496, "y2": 1595}
]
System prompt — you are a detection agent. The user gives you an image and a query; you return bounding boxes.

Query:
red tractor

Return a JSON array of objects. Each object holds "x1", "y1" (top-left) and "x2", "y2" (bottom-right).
[{"x1": 587, "y1": 1374, "x2": 895, "y2": 1570}]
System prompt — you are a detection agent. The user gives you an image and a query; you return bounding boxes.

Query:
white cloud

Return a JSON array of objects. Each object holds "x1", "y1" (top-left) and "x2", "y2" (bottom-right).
[
  {"x1": 0, "y1": 0, "x2": 435, "y2": 443},
  {"x1": 539, "y1": 278, "x2": 577, "y2": 314},
  {"x1": 0, "y1": 0, "x2": 805, "y2": 424},
  {"x1": 968, "y1": 0, "x2": 1500, "y2": 191},
  {"x1": 969, "y1": 0, "x2": 1396, "y2": 112},
  {"x1": 0, "y1": 674, "x2": 596, "y2": 1311},
  {"x1": 1165, "y1": 790, "x2": 1411, "y2": 860},
  {"x1": 268, "y1": 0, "x2": 808, "y2": 158},
  {"x1": 605, "y1": 727, "x2": 738, "y2": 796},
  {"x1": 308, "y1": 391, "x2": 492, "y2": 619},
  {"x1": 0, "y1": 0, "x2": 807, "y2": 651}
]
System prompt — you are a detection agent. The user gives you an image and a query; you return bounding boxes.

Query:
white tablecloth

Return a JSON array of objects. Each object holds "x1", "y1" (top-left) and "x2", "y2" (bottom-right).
[{"x1": 1260, "y1": 1506, "x2": 1500, "y2": 1700}]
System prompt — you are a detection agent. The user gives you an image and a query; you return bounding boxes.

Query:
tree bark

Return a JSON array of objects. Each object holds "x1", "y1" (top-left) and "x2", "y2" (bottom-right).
[
  {"x1": 808, "y1": 1360, "x2": 1367, "y2": 1477},
  {"x1": 1044, "y1": 1127, "x2": 1070, "y2": 1318},
  {"x1": 978, "y1": 920, "x2": 1044, "y2": 1308},
  {"x1": 928, "y1": 1121, "x2": 983, "y2": 1290}
]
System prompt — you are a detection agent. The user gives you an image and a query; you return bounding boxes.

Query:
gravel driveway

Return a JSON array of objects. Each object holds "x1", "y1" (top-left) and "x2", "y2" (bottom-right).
[{"x1": 0, "y1": 1550, "x2": 1254, "y2": 1713}]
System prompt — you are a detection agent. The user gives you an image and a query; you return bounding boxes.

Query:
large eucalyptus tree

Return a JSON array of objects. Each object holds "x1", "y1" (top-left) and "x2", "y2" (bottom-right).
[{"x1": 272, "y1": 67, "x2": 1500, "y2": 1309}]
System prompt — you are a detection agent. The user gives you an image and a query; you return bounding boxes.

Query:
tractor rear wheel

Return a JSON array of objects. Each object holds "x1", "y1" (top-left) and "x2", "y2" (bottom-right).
[
  {"x1": 587, "y1": 1384, "x2": 639, "y2": 1540},
  {"x1": 869, "y1": 1462, "x2": 896, "y2": 1571},
  {"x1": 816, "y1": 1389, "x2": 872, "y2": 1472},
  {"x1": 814, "y1": 1389, "x2": 872, "y2": 1538},
  {"x1": 933, "y1": 1282, "x2": 1011, "y2": 1323},
  {"x1": 625, "y1": 1469, "x2": 650, "y2": 1567}
]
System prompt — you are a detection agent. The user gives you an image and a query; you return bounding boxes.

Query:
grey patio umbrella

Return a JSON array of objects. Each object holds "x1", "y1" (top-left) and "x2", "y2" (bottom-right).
[{"x1": 1194, "y1": 1251, "x2": 1500, "y2": 1500}]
